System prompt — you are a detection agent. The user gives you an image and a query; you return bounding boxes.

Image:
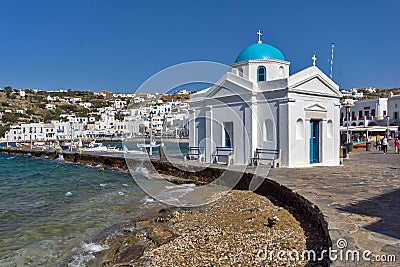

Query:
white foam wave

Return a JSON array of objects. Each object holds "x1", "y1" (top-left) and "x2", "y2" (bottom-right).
[
  {"x1": 142, "y1": 196, "x2": 155, "y2": 204},
  {"x1": 151, "y1": 183, "x2": 199, "y2": 205},
  {"x1": 81, "y1": 242, "x2": 109, "y2": 253},
  {"x1": 68, "y1": 242, "x2": 109, "y2": 267},
  {"x1": 134, "y1": 166, "x2": 148, "y2": 177}
]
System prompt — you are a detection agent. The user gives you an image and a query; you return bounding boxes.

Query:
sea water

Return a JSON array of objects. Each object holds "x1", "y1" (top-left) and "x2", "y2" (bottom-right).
[{"x1": 0, "y1": 153, "x2": 165, "y2": 266}]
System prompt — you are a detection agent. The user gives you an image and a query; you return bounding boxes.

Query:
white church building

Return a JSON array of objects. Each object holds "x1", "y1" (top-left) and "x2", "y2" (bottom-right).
[{"x1": 188, "y1": 31, "x2": 342, "y2": 167}]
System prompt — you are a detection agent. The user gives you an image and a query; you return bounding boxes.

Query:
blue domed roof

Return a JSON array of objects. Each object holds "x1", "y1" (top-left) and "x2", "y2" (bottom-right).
[{"x1": 235, "y1": 43, "x2": 285, "y2": 63}]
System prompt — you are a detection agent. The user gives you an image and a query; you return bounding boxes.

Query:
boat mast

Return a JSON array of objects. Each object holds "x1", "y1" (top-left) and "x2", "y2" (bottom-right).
[
  {"x1": 330, "y1": 42, "x2": 335, "y2": 79},
  {"x1": 149, "y1": 111, "x2": 153, "y2": 156}
]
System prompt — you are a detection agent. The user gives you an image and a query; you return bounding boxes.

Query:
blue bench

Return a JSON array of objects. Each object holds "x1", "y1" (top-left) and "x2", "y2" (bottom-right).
[
  {"x1": 251, "y1": 148, "x2": 281, "y2": 168},
  {"x1": 184, "y1": 146, "x2": 204, "y2": 162},
  {"x1": 213, "y1": 146, "x2": 234, "y2": 165}
]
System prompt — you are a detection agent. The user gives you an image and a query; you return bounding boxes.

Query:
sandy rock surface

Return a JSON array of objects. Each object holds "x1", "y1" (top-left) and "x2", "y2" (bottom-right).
[{"x1": 137, "y1": 190, "x2": 306, "y2": 266}]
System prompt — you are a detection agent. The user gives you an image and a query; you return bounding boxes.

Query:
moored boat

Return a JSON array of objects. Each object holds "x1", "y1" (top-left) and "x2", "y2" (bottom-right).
[{"x1": 137, "y1": 141, "x2": 161, "y2": 149}]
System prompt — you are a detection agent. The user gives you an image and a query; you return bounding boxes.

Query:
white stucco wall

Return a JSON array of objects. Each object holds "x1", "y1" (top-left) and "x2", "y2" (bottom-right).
[
  {"x1": 231, "y1": 60, "x2": 290, "y2": 84},
  {"x1": 286, "y1": 95, "x2": 341, "y2": 167},
  {"x1": 387, "y1": 95, "x2": 400, "y2": 123},
  {"x1": 341, "y1": 98, "x2": 388, "y2": 121}
]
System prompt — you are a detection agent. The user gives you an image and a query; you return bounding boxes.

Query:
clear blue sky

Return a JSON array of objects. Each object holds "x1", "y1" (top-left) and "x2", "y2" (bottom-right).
[{"x1": 0, "y1": 0, "x2": 398, "y2": 92}]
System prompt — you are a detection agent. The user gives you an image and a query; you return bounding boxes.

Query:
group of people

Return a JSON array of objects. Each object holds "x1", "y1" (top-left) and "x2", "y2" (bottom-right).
[{"x1": 375, "y1": 135, "x2": 400, "y2": 154}]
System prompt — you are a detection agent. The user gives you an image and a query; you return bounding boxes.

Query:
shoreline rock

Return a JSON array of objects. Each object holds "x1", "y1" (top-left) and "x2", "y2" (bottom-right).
[{"x1": 85, "y1": 190, "x2": 307, "y2": 266}]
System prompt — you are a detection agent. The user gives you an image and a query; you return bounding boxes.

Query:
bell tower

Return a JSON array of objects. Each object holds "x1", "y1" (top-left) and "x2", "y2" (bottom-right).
[{"x1": 231, "y1": 30, "x2": 290, "y2": 84}]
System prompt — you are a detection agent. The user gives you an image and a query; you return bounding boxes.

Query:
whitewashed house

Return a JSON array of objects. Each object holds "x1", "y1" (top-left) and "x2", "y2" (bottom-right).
[
  {"x1": 113, "y1": 99, "x2": 126, "y2": 110},
  {"x1": 387, "y1": 95, "x2": 400, "y2": 125},
  {"x1": 189, "y1": 31, "x2": 342, "y2": 167},
  {"x1": 341, "y1": 98, "x2": 388, "y2": 126},
  {"x1": 340, "y1": 89, "x2": 352, "y2": 97},
  {"x1": 45, "y1": 103, "x2": 56, "y2": 110},
  {"x1": 79, "y1": 102, "x2": 92, "y2": 109},
  {"x1": 10, "y1": 123, "x2": 57, "y2": 141}
]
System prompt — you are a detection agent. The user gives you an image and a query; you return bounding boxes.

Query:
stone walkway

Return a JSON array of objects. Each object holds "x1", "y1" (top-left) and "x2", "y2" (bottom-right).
[
  {"x1": 261, "y1": 149, "x2": 400, "y2": 266},
  {"x1": 167, "y1": 149, "x2": 400, "y2": 265}
]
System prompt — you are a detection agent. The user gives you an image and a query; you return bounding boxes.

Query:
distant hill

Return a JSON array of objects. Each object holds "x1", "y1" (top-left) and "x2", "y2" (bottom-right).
[
  {"x1": 342, "y1": 88, "x2": 400, "y2": 100},
  {"x1": 165, "y1": 82, "x2": 213, "y2": 94}
]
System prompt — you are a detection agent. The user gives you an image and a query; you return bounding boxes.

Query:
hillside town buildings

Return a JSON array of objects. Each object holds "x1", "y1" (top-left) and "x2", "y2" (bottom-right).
[{"x1": 1, "y1": 89, "x2": 190, "y2": 143}]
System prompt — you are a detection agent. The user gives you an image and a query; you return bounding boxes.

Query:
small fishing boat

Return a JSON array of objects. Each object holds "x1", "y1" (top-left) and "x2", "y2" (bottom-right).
[
  {"x1": 60, "y1": 145, "x2": 70, "y2": 150},
  {"x1": 122, "y1": 145, "x2": 147, "y2": 154},
  {"x1": 105, "y1": 145, "x2": 122, "y2": 152},
  {"x1": 83, "y1": 141, "x2": 108, "y2": 151},
  {"x1": 34, "y1": 141, "x2": 47, "y2": 149},
  {"x1": 137, "y1": 140, "x2": 160, "y2": 149},
  {"x1": 23, "y1": 143, "x2": 31, "y2": 149}
]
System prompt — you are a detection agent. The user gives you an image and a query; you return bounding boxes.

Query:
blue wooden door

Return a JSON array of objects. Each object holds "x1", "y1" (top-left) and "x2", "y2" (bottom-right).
[{"x1": 310, "y1": 120, "x2": 320, "y2": 163}]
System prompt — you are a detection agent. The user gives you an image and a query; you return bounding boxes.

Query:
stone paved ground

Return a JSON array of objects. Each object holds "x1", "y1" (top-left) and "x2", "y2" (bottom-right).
[
  {"x1": 168, "y1": 149, "x2": 400, "y2": 266},
  {"x1": 259, "y1": 148, "x2": 400, "y2": 266}
]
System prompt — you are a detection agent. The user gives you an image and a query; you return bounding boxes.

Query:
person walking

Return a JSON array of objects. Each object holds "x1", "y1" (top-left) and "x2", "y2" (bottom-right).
[
  {"x1": 376, "y1": 135, "x2": 381, "y2": 150},
  {"x1": 395, "y1": 137, "x2": 400, "y2": 154},
  {"x1": 382, "y1": 136, "x2": 388, "y2": 154}
]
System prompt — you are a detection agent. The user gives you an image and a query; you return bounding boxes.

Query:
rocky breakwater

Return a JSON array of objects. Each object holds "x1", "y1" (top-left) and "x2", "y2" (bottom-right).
[{"x1": 83, "y1": 190, "x2": 307, "y2": 266}]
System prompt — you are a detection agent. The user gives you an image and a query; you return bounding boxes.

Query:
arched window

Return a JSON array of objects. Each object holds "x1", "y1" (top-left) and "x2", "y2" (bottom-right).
[
  {"x1": 296, "y1": 119, "x2": 304, "y2": 140},
  {"x1": 279, "y1": 66, "x2": 284, "y2": 77},
  {"x1": 327, "y1": 120, "x2": 333, "y2": 138},
  {"x1": 263, "y1": 119, "x2": 274, "y2": 141},
  {"x1": 257, "y1": 66, "x2": 266, "y2": 82}
]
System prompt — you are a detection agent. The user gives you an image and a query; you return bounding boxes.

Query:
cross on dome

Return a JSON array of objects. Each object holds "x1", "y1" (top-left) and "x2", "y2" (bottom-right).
[
  {"x1": 234, "y1": 30, "x2": 285, "y2": 62},
  {"x1": 312, "y1": 54, "x2": 317, "y2": 66},
  {"x1": 257, "y1": 30, "x2": 262, "y2": 44}
]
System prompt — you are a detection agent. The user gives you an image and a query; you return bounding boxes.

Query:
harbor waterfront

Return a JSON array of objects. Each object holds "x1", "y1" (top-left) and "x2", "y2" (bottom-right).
[
  {"x1": 1, "y1": 146, "x2": 400, "y2": 266},
  {"x1": 0, "y1": 146, "x2": 331, "y2": 266},
  {"x1": 1, "y1": 1, "x2": 399, "y2": 266}
]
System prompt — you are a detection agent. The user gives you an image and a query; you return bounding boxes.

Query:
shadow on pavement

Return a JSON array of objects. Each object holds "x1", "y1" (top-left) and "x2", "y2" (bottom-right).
[{"x1": 337, "y1": 188, "x2": 400, "y2": 239}]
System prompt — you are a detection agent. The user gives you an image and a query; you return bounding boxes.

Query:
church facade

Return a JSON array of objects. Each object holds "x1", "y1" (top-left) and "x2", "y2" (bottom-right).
[{"x1": 188, "y1": 31, "x2": 342, "y2": 167}]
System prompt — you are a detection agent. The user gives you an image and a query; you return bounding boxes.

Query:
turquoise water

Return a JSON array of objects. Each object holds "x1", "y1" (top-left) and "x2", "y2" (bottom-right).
[{"x1": 0, "y1": 153, "x2": 161, "y2": 266}]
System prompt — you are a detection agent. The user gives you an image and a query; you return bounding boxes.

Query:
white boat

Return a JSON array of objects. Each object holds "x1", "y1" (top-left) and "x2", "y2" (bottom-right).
[
  {"x1": 137, "y1": 141, "x2": 161, "y2": 149},
  {"x1": 106, "y1": 145, "x2": 122, "y2": 152},
  {"x1": 83, "y1": 141, "x2": 108, "y2": 151},
  {"x1": 122, "y1": 145, "x2": 147, "y2": 154}
]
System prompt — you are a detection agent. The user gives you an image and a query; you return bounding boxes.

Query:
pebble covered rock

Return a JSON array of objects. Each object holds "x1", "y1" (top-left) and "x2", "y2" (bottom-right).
[
  {"x1": 139, "y1": 190, "x2": 307, "y2": 266},
  {"x1": 86, "y1": 190, "x2": 307, "y2": 266}
]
